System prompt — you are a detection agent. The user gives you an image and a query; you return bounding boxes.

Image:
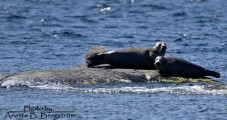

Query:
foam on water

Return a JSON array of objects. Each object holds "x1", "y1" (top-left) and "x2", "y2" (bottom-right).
[
  {"x1": 29, "y1": 84, "x2": 227, "y2": 95},
  {"x1": 2, "y1": 78, "x2": 227, "y2": 95},
  {"x1": 78, "y1": 85, "x2": 227, "y2": 95},
  {"x1": 1, "y1": 78, "x2": 33, "y2": 89}
]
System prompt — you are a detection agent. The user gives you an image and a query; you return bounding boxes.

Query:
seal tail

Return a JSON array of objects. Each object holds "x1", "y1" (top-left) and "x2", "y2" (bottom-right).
[
  {"x1": 205, "y1": 70, "x2": 220, "y2": 78},
  {"x1": 86, "y1": 45, "x2": 108, "y2": 67}
]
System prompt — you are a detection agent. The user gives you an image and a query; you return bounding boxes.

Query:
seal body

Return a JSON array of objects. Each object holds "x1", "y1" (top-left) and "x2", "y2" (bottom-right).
[
  {"x1": 86, "y1": 41, "x2": 167, "y2": 69},
  {"x1": 154, "y1": 56, "x2": 220, "y2": 78}
]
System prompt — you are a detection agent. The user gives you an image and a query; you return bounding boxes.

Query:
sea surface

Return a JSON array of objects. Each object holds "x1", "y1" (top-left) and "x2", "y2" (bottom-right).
[{"x1": 0, "y1": 0, "x2": 227, "y2": 119}]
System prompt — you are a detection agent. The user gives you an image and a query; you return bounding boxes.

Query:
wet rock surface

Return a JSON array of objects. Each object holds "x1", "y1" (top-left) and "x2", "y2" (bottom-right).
[
  {"x1": 0, "y1": 65, "x2": 158, "y2": 85},
  {"x1": 0, "y1": 64, "x2": 215, "y2": 86}
]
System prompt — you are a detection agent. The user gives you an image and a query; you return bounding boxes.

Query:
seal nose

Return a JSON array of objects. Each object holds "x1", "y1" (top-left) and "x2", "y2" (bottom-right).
[
  {"x1": 155, "y1": 61, "x2": 161, "y2": 66},
  {"x1": 162, "y1": 44, "x2": 167, "y2": 49}
]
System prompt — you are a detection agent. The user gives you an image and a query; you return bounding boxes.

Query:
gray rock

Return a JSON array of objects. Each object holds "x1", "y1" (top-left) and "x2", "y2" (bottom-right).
[
  {"x1": 0, "y1": 64, "x2": 215, "y2": 87},
  {"x1": 0, "y1": 64, "x2": 160, "y2": 86}
]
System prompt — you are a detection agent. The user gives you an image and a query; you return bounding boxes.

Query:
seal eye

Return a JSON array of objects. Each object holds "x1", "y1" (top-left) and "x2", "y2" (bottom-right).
[
  {"x1": 164, "y1": 43, "x2": 167, "y2": 46},
  {"x1": 155, "y1": 57, "x2": 161, "y2": 62}
]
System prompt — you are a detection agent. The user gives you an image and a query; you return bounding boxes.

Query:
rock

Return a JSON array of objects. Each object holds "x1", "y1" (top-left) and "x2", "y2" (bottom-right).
[
  {"x1": 0, "y1": 74, "x2": 12, "y2": 84},
  {"x1": 0, "y1": 64, "x2": 216, "y2": 86}
]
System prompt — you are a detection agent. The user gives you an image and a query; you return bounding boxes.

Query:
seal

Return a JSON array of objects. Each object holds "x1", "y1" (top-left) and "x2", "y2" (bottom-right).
[
  {"x1": 154, "y1": 56, "x2": 220, "y2": 78},
  {"x1": 86, "y1": 41, "x2": 167, "y2": 69}
]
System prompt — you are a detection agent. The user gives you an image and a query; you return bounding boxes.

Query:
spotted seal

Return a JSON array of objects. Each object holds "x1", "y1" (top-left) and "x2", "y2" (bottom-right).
[
  {"x1": 86, "y1": 41, "x2": 167, "y2": 69},
  {"x1": 154, "y1": 56, "x2": 220, "y2": 78}
]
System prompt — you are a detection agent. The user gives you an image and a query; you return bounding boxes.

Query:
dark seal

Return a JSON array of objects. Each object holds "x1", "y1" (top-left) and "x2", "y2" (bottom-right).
[
  {"x1": 86, "y1": 41, "x2": 167, "y2": 69},
  {"x1": 154, "y1": 56, "x2": 220, "y2": 78}
]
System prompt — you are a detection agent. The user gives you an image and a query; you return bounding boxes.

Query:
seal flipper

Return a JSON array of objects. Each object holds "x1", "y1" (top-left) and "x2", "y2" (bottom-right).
[
  {"x1": 205, "y1": 70, "x2": 220, "y2": 78},
  {"x1": 86, "y1": 45, "x2": 108, "y2": 67}
]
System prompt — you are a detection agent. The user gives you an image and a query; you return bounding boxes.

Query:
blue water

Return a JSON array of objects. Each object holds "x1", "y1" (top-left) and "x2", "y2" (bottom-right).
[{"x1": 1, "y1": 0, "x2": 227, "y2": 119}]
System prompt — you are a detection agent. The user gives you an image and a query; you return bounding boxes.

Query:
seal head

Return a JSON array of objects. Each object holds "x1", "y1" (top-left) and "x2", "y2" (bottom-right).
[{"x1": 149, "y1": 41, "x2": 167, "y2": 63}]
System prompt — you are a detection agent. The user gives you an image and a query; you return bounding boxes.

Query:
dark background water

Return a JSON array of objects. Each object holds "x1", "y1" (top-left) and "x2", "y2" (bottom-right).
[{"x1": 0, "y1": 0, "x2": 227, "y2": 119}]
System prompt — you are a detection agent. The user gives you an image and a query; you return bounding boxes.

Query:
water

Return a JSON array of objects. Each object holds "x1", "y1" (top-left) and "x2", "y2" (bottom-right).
[{"x1": 0, "y1": 0, "x2": 227, "y2": 119}]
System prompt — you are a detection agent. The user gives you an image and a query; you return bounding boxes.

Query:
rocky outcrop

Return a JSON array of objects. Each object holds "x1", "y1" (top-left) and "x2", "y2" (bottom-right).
[{"x1": 0, "y1": 64, "x2": 215, "y2": 86}]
